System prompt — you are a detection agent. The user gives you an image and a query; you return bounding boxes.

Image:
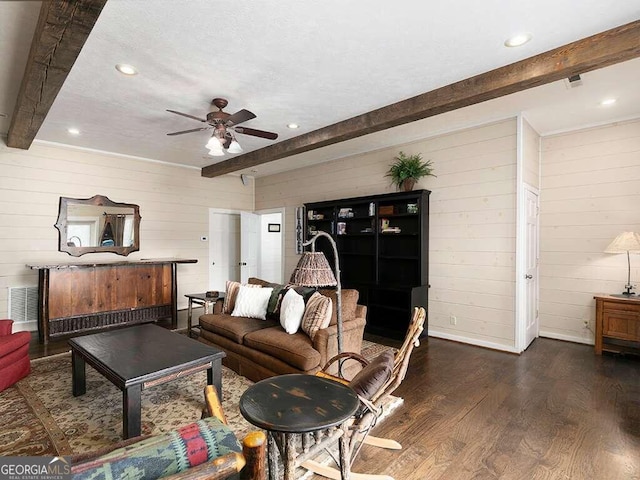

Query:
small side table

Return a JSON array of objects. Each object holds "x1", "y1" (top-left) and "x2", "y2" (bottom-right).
[
  {"x1": 239, "y1": 374, "x2": 359, "y2": 480},
  {"x1": 184, "y1": 292, "x2": 224, "y2": 337}
]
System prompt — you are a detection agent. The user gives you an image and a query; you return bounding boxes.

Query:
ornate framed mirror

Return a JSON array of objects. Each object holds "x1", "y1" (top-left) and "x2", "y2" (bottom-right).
[{"x1": 55, "y1": 195, "x2": 141, "y2": 257}]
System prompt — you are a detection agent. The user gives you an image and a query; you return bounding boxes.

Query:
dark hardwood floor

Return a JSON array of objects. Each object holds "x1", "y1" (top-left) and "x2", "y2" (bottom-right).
[
  {"x1": 26, "y1": 315, "x2": 639, "y2": 479},
  {"x1": 350, "y1": 337, "x2": 640, "y2": 480}
]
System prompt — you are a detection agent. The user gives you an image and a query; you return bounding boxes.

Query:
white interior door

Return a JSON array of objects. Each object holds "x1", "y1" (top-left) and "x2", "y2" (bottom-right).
[
  {"x1": 524, "y1": 188, "x2": 539, "y2": 349},
  {"x1": 240, "y1": 211, "x2": 259, "y2": 283},
  {"x1": 208, "y1": 212, "x2": 241, "y2": 290}
]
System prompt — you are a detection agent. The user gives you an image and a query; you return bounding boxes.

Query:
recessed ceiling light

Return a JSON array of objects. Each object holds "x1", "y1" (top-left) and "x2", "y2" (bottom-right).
[
  {"x1": 67, "y1": 127, "x2": 80, "y2": 135},
  {"x1": 600, "y1": 98, "x2": 617, "y2": 106},
  {"x1": 287, "y1": 123, "x2": 299, "y2": 129},
  {"x1": 115, "y1": 64, "x2": 138, "y2": 76},
  {"x1": 504, "y1": 33, "x2": 532, "y2": 48}
]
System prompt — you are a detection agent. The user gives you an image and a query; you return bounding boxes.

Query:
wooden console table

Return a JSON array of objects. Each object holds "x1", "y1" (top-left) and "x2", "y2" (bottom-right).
[
  {"x1": 27, "y1": 258, "x2": 196, "y2": 344},
  {"x1": 594, "y1": 294, "x2": 640, "y2": 355}
]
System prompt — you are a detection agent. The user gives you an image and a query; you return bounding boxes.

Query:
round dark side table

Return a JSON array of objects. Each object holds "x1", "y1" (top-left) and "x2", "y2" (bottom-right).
[{"x1": 239, "y1": 374, "x2": 359, "y2": 480}]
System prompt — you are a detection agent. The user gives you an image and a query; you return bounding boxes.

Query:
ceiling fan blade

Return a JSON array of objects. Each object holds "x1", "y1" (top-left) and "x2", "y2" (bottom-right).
[
  {"x1": 166, "y1": 109, "x2": 208, "y2": 123},
  {"x1": 234, "y1": 126, "x2": 278, "y2": 140},
  {"x1": 225, "y1": 109, "x2": 256, "y2": 126},
  {"x1": 166, "y1": 127, "x2": 211, "y2": 136}
]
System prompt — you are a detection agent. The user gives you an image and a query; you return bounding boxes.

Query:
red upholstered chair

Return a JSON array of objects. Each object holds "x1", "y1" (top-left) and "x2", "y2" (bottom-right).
[{"x1": 0, "y1": 319, "x2": 31, "y2": 392}]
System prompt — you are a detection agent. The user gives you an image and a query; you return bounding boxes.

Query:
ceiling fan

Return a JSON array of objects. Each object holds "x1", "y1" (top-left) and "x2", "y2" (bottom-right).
[{"x1": 166, "y1": 98, "x2": 278, "y2": 156}]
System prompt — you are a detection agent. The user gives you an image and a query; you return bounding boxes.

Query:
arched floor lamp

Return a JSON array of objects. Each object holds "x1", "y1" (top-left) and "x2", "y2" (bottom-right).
[{"x1": 289, "y1": 231, "x2": 344, "y2": 354}]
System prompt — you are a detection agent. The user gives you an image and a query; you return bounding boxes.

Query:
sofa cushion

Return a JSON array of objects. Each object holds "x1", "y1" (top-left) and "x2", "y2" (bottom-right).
[
  {"x1": 301, "y1": 292, "x2": 332, "y2": 340},
  {"x1": 199, "y1": 313, "x2": 277, "y2": 344},
  {"x1": 231, "y1": 285, "x2": 273, "y2": 320},
  {"x1": 72, "y1": 416, "x2": 241, "y2": 479},
  {"x1": 244, "y1": 327, "x2": 321, "y2": 371},
  {"x1": 223, "y1": 281, "x2": 262, "y2": 314},
  {"x1": 319, "y1": 288, "x2": 360, "y2": 325},
  {"x1": 280, "y1": 289, "x2": 305, "y2": 334}
]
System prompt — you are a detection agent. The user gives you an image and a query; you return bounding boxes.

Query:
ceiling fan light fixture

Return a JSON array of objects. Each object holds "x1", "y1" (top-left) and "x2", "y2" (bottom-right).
[
  {"x1": 208, "y1": 146, "x2": 225, "y2": 156},
  {"x1": 227, "y1": 139, "x2": 243, "y2": 154},
  {"x1": 205, "y1": 135, "x2": 221, "y2": 150}
]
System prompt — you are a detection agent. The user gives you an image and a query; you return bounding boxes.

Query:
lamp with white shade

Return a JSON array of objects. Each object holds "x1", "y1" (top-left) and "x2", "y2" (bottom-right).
[{"x1": 604, "y1": 231, "x2": 640, "y2": 296}]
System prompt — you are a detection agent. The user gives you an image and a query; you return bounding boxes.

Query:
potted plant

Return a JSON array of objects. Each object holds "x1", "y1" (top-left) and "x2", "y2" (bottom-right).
[{"x1": 386, "y1": 151, "x2": 435, "y2": 191}]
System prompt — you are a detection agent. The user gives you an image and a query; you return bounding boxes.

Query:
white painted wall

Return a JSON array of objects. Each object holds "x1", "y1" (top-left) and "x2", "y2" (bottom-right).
[
  {"x1": 256, "y1": 118, "x2": 519, "y2": 351},
  {"x1": 539, "y1": 118, "x2": 640, "y2": 344},
  {"x1": 0, "y1": 141, "x2": 252, "y2": 330},
  {"x1": 258, "y1": 212, "x2": 282, "y2": 283}
]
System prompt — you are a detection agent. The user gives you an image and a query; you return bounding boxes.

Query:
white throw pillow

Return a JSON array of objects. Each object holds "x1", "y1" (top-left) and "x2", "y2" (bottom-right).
[
  {"x1": 279, "y1": 289, "x2": 306, "y2": 334},
  {"x1": 231, "y1": 285, "x2": 273, "y2": 320}
]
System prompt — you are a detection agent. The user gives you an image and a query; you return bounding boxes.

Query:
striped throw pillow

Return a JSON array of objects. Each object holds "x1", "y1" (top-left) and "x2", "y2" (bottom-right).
[{"x1": 301, "y1": 292, "x2": 332, "y2": 340}]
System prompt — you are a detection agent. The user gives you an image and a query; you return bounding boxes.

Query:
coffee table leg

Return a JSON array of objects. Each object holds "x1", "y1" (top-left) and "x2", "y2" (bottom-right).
[
  {"x1": 207, "y1": 359, "x2": 222, "y2": 401},
  {"x1": 187, "y1": 299, "x2": 193, "y2": 337},
  {"x1": 72, "y1": 351, "x2": 86, "y2": 397},
  {"x1": 123, "y1": 385, "x2": 142, "y2": 439}
]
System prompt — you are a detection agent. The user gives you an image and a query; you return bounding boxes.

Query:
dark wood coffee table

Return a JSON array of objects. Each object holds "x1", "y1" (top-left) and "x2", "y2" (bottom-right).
[{"x1": 68, "y1": 324, "x2": 225, "y2": 439}]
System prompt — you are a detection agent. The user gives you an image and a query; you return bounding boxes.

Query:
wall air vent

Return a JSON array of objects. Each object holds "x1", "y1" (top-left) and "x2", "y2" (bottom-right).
[
  {"x1": 8, "y1": 286, "x2": 38, "y2": 324},
  {"x1": 564, "y1": 74, "x2": 583, "y2": 89}
]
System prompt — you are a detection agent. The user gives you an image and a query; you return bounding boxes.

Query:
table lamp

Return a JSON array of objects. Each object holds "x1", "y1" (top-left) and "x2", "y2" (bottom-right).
[
  {"x1": 290, "y1": 231, "x2": 343, "y2": 353},
  {"x1": 604, "y1": 231, "x2": 640, "y2": 296}
]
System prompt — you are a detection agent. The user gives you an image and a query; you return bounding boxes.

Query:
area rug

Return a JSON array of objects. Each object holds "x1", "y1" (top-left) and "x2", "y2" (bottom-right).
[{"x1": 0, "y1": 340, "x2": 399, "y2": 457}]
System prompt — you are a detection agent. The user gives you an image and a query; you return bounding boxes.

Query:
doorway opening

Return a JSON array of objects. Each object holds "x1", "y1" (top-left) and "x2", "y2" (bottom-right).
[{"x1": 208, "y1": 208, "x2": 283, "y2": 291}]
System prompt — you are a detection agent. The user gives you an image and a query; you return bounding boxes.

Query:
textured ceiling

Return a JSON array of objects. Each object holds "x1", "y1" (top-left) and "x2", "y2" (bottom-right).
[{"x1": 1, "y1": 1, "x2": 639, "y2": 177}]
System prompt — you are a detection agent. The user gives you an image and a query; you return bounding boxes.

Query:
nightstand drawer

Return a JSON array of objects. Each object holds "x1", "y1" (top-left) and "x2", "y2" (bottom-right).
[
  {"x1": 594, "y1": 295, "x2": 640, "y2": 355},
  {"x1": 602, "y1": 310, "x2": 640, "y2": 341}
]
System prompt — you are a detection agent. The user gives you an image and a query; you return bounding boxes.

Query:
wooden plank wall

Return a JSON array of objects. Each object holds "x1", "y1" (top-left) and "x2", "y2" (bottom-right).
[
  {"x1": 539, "y1": 118, "x2": 640, "y2": 344},
  {"x1": 0, "y1": 141, "x2": 253, "y2": 330},
  {"x1": 256, "y1": 118, "x2": 518, "y2": 350}
]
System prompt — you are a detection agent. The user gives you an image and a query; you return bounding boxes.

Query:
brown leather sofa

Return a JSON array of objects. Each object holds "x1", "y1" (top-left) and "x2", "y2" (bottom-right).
[{"x1": 197, "y1": 278, "x2": 367, "y2": 382}]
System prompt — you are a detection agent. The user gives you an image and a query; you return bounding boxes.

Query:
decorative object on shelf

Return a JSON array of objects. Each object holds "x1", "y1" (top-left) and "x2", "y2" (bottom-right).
[
  {"x1": 338, "y1": 208, "x2": 354, "y2": 218},
  {"x1": 268, "y1": 223, "x2": 281, "y2": 232},
  {"x1": 296, "y1": 206, "x2": 305, "y2": 254},
  {"x1": 379, "y1": 205, "x2": 394, "y2": 215},
  {"x1": 369, "y1": 202, "x2": 375, "y2": 216},
  {"x1": 386, "y1": 151, "x2": 436, "y2": 191},
  {"x1": 382, "y1": 227, "x2": 401, "y2": 234},
  {"x1": 407, "y1": 203, "x2": 419, "y2": 214},
  {"x1": 604, "y1": 231, "x2": 640, "y2": 296},
  {"x1": 337, "y1": 222, "x2": 347, "y2": 235},
  {"x1": 380, "y1": 218, "x2": 390, "y2": 230},
  {"x1": 290, "y1": 231, "x2": 344, "y2": 354}
]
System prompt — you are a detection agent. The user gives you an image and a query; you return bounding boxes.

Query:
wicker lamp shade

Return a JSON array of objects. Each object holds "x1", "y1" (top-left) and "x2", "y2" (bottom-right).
[{"x1": 290, "y1": 252, "x2": 337, "y2": 287}]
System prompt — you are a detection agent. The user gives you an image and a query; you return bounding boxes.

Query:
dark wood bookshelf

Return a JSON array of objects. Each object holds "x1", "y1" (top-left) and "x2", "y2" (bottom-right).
[{"x1": 305, "y1": 190, "x2": 429, "y2": 339}]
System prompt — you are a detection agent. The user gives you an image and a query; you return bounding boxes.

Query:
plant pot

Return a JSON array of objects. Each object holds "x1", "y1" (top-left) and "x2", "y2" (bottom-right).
[{"x1": 401, "y1": 178, "x2": 416, "y2": 192}]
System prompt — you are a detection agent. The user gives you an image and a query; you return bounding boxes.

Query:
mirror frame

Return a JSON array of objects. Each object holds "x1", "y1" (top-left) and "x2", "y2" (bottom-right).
[{"x1": 55, "y1": 195, "x2": 141, "y2": 257}]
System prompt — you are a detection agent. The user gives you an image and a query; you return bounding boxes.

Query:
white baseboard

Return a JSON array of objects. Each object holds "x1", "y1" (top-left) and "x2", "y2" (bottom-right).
[
  {"x1": 428, "y1": 329, "x2": 520, "y2": 354},
  {"x1": 538, "y1": 330, "x2": 594, "y2": 346}
]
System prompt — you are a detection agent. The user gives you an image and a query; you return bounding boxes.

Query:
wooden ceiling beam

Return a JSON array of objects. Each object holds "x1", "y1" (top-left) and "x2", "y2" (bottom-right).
[
  {"x1": 202, "y1": 20, "x2": 640, "y2": 178},
  {"x1": 7, "y1": 0, "x2": 107, "y2": 150}
]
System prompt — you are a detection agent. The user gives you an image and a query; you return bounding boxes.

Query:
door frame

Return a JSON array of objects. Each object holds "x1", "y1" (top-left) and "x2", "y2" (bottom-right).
[
  {"x1": 255, "y1": 207, "x2": 286, "y2": 283},
  {"x1": 515, "y1": 115, "x2": 541, "y2": 353}
]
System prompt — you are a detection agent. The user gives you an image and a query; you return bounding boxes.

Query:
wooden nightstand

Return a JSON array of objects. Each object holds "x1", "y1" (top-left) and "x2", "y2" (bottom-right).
[{"x1": 594, "y1": 294, "x2": 640, "y2": 355}]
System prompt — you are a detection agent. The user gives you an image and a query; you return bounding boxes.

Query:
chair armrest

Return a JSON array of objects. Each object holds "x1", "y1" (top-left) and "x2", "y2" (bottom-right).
[{"x1": 0, "y1": 319, "x2": 14, "y2": 336}]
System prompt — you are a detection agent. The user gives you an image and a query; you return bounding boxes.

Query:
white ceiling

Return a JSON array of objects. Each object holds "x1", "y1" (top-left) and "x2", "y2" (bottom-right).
[{"x1": 1, "y1": 1, "x2": 639, "y2": 177}]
